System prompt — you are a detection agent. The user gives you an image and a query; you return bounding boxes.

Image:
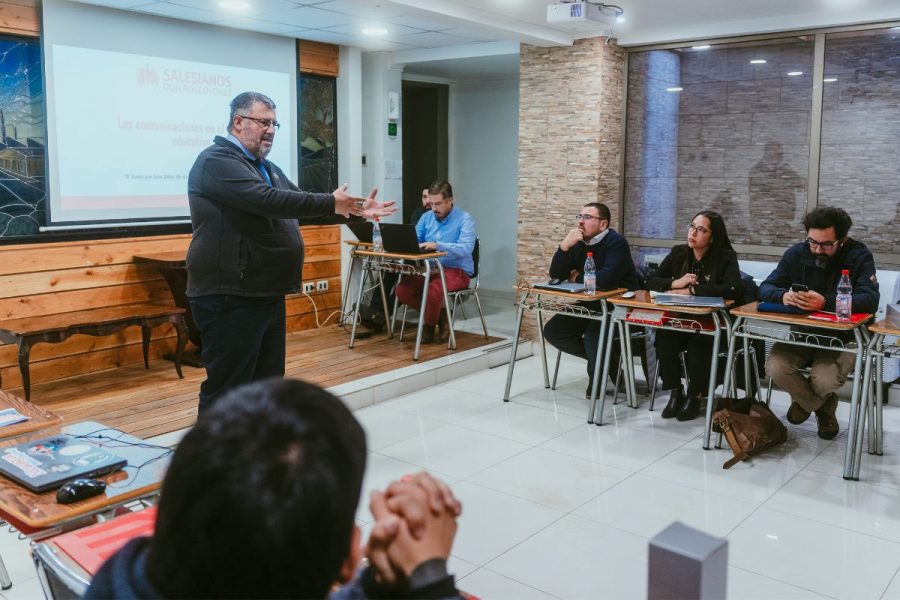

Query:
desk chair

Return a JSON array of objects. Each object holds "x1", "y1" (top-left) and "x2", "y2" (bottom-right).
[{"x1": 447, "y1": 239, "x2": 488, "y2": 337}]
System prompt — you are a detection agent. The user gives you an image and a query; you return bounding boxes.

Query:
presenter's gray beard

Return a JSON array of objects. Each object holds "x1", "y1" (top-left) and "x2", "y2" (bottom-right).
[{"x1": 259, "y1": 134, "x2": 273, "y2": 158}]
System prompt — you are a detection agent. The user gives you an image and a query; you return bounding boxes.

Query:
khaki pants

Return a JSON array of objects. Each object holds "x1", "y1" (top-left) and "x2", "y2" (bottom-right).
[{"x1": 765, "y1": 343, "x2": 855, "y2": 412}]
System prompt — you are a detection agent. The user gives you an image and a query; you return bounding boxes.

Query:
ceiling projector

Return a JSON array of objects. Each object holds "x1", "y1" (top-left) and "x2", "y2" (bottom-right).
[{"x1": 546, "y1": 1, "x2": 623, "y2": 31}]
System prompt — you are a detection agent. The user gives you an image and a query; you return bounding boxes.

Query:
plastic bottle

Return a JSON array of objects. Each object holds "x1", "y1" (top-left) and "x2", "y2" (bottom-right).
[
  {"x1": 372, "y1": 218, "x2": 383, "y2": 252},
  {"x1": 836, "y1": 269, "x2": 852, "y2": 322},
  {"x1": 583, "y1": 252, "x2": 596, "y2": 295}
]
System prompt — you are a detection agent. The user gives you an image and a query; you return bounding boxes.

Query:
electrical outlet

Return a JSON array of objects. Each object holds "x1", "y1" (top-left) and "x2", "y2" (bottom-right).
[
  {"x1": 316, "y1": 280, "x2": 329, "y2": 292},
  {"x1": 302, "y1": 282, "x2": 315, "y2": 293}
]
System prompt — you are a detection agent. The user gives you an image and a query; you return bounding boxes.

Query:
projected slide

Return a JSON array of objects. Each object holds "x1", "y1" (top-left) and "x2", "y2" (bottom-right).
[{"x1": 49, "y1": 45, "x2": 292, "y2": 225}]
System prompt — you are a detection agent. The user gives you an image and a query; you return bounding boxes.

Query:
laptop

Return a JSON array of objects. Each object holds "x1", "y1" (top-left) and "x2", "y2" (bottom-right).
[
  {"x1": 532, "y1": 281, "x2": 587, "y2": 294},
  {"x1": 0, "y1": 434, "x2": 127, "y2": 493},
  {"x1": 346, "y1": 221, "x2": 373, "y2": 244},
  {"x1": 380, "y1": 223, "x2": 430, "y2": 254},
  {"x1": 653, "y1": 293, "x2": 726, "y2": 308}
]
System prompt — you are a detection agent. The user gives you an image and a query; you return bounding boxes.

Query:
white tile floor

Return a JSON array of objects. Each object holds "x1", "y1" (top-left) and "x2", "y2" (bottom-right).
[{"x1": 5, "y1": 294, "x2": 900, "y2": 600}]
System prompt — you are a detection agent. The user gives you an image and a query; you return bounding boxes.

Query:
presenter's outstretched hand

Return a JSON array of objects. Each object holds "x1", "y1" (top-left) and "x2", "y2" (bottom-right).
[
  {"x1": 361, "y1": 187, "x2": 398, "y2": 220},
  {"x1": 333, "y1": 183, "x2": 366, "y2": 218}
]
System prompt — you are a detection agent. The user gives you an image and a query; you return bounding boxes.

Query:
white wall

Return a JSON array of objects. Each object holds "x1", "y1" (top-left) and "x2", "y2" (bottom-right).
[
  {"x1": 449, "y1": 78, "x2": 519, "y2": 296},
  {"x1": 361, "y1": 52, "x2": 404, "y2": 222},
  {"x1": 338, "y1": 46, "x2": 363, "y2": 278}
]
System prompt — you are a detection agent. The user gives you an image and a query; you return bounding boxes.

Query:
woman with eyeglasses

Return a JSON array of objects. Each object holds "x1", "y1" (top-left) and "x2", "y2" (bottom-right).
[{"x1": 645, "y1": 211, "x2": 745, "y2": 421}]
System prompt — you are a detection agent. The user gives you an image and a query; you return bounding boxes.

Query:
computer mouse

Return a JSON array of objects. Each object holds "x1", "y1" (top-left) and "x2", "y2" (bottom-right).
[
  {"x1": 622, "y1": 291, "x2": 636, "y2": 299},
  {"x1": 56, "y1": 478, "x2": 107, "y2": 504}
]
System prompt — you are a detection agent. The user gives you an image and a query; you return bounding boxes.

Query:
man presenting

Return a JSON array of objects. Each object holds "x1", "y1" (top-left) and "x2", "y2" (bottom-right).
[
  {"x1": 187, "y1": 91, "x2": 394, "y2": 412},
  {"x1": 760, "y1": 206, "x2": 879, "y2": 439},
  {"x1": 543, "y1": 202, "x2": 640, "y2": 398},
  {"x1": 394, "y1": 180, "x2": 475, "y2": 343}
]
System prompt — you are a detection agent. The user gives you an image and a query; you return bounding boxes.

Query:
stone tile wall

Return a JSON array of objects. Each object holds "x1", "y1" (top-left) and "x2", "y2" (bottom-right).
[{"x1": 517, "y1": 38, "x2": 625, "y2": 336}]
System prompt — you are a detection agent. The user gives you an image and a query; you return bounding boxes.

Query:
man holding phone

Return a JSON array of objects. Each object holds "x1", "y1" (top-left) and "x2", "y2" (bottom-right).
[{"x1": 759, "y1": 207, "x2": 879, "y2": 439}]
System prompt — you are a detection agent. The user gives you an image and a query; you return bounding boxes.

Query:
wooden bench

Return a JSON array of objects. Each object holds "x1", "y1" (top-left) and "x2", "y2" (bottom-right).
[{"x1": 0, "y1": 303, "x2": 188, "y2": 402}]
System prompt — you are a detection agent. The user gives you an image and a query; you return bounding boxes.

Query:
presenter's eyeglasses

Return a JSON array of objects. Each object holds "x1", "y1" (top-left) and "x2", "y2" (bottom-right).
[
  {"x1": 806, "y1": 238, "x2": 838, "y2": 250},
  {"x1": 575, "y1": 214, "x2": 602, "y2": 222},
  {"x1": 239, "y1": 115, "x2": 281, "y2": 130}
]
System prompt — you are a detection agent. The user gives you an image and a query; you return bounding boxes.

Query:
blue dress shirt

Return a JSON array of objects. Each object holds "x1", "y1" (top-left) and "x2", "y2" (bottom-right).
[{"x1": 415, "y1": 206, "x2": 476, "y2": 275}]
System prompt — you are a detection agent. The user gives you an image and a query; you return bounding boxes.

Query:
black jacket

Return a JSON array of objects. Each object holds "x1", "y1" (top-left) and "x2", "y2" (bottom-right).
[
  {"x1": 549, "y1": 229, "x2": 640, "y2": 291},
  {"x1": 186, "y1": 136, "x2": 346, "y2": 298},
  {"x1": 85, "y1": 537, "x2": 461, "y2": 600},
  {"x1": 759, "y1": 238, "x2": 880, "y2": 313},
  {"x1": 646, "y1": 245, "x2": 746, "y2": 303}
]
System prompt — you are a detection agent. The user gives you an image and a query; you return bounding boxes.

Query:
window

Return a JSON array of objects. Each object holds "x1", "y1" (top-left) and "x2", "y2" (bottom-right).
[
  {"x1": 0, "y1": 35, "x2": 45, "y2": 238},
  {"x1": 298, "y1": 74, "x2": 337, "y2": 194},
  {"x1": 820, "y1": 28, "x2": 900, "y2": 254},
  {"x1": 624, "y1": 37, "x2": 815, "y2": 248}
]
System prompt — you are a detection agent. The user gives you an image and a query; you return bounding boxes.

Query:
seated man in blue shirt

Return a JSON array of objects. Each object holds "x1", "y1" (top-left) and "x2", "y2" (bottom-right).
[{"x1": 395, "y1": 180, "x2": 476, "y2": 343}]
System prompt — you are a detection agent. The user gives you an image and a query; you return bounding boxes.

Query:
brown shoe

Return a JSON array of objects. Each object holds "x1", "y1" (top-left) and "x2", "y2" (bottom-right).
[
  {"x1": 437, "y1": 309, "x2": 451, "y2": 343},
  {"x1": 815, "y1": 394, "x2": 839, "y2": 440},
  {"x1": 786, "y1": 401, "x2": 811, "y2": 424},
  {"x1": 421, "y1": 325, "x2": 436, "y2": 344}
]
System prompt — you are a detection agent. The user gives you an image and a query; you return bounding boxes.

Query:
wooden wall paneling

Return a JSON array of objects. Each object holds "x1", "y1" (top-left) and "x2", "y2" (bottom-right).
[
  {"x1": 297, "y1": 40, "x2": 339, "y2": 76},
  {"x1": 0, "y1": 0, "x2": 38, "y2": 36}
]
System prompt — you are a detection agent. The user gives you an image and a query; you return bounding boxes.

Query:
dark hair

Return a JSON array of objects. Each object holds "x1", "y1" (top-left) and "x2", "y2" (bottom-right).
[
  {"x1": 582, "y1": 202, "x2": 611, "y2": 223},
  {"x1": 803, "y1": 206, "x2": 853, "y2": 240},
  {"x1": 428, "y1": 180, "x2": 453, "y2": 199},
  {"x1": 681, "y1": 210, "x2": 734, "y2": 275},
  {"x1": 146, "y1": 378, "x2": 367, "y2": 598},
  {"x1": 228, "y1": 91, "x2": 276, "y2": 132}
]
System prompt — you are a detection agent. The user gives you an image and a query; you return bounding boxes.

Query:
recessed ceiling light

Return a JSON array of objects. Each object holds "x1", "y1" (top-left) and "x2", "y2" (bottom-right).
[
  {"x1": 787, "y1": 71, "x2": 803, "y2": 76},
  {"x1": 750, "y1": 59, "x2": 767, "y2": 64},
  {"x1": 362, "y1": 26, "x2": 388, "y2": 36},
  {"x1": 218, "y1": 0, "x2": 250, "y2": 10},
  {"x1": 692, "y1": 45, "x2": 710, "y2": 50},
  {"x1": 666, "y1": 86, "x2": 683, "y2": 92},
  {"x1": 824, "y1": 77, "x2": 838, "y2": 82},
  {"x1": 616, "y1": 14, "x2": 626, "y2": 23}
]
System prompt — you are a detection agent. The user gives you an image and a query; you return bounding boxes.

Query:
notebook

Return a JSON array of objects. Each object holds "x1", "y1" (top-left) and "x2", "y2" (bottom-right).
[
  {"x1": 380, "y1": 223, "x2": 430, "y2": 254},
  {"x1": 654, "y1": 293, "x2": 725, "y2": 308},
  {"x1": 532, "y1": 281, "x2": 587, "y2": 294},
  {"x1": 346, "y1": 221, "x2": 373, "y2": 243},
  {"x1": 0, "y1": 434, "x2": 127, "y2": 493},
  {"x1": 52, "y1": 507, "x2": 157, "y2": 575}
]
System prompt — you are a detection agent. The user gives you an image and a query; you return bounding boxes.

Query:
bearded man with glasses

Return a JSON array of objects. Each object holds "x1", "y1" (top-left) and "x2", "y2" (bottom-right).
[
  {"x1": 759, "y1": 206, "x2": 879, "y2": 439},
  {"x1": 186, "y1": 91, "x2": 395, "y2": 413},
  {"x1": 542, "y1": 202, "x2": 640, "y2": 399}
]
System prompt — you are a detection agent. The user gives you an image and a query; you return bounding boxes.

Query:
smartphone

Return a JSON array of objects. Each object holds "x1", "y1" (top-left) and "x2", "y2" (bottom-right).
[{"x1": 790, "y1": 283, "x2": 809, "y2": 293}]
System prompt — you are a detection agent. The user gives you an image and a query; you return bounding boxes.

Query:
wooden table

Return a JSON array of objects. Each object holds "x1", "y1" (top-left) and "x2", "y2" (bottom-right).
[
  {"x1": 348, "y1": 249, "x2": 453, "y2": 360},
  {"x1": 502, "y1": 284, "x2": 626, "y2": 423},
  {"x1": 0, "y1": 391, "x2": 61, "y2": 589},
  {"x1": 723, "y1": 302, "x2": 872, "y2": 480},
  {"x1": 133, "y1": 252, "x2": 202, "y2": 367},
  {"x1": 853, "y1": 319, "x2": 900, "y2": 479},
  {"x1": 602, "y1": 291, "x2": 733, "y2": 447},
  {"x1": 0, "y1": 391, "x2": 62, "y2": 441}
]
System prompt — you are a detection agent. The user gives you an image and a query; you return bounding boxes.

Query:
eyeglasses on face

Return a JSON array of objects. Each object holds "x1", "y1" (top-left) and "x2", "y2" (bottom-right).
[
  {"x1": 688, "y1": 222, "x2": 712, "y2": 235},
  {"x1": 806, "y1": 238, "x2": 838, "y2": 250},
  {"x1": 575, "y1": 214, "x2": 602, "y2": 222},
  {"x1": 239, "y1": 115, "x2": 281, "y2": 130}
]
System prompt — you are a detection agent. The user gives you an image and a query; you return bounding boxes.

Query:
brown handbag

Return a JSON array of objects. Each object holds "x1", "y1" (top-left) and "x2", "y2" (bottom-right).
[{"x1": 712, "y1": 401, "x2": 788, "y2": 469}]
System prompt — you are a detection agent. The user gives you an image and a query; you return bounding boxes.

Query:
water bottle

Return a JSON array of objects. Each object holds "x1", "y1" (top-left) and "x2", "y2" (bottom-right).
[
  {"x1": 836, "y1": 269, "x2": 852, "y2": 322},
  {"x1": 372, "y1": 218, "x2": 383, "y2": 252},
  {"x1": 583, "y1": 252, "x2": 596, "y2": 295}
]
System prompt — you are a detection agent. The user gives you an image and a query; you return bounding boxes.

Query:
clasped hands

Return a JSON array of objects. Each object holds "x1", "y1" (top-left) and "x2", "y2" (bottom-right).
[
  {"x1": 364, "y1": 472, "x2": 461, "y2": 588},
  {"x1": 667, "y1": 273, "x2": 697, "y2": 295},
  {"x1": 334, "y1": 184, "x2": 398, "y2": 220},
  {"x1": 782, "y1": 289, "x2": 825, "y2": 311}
]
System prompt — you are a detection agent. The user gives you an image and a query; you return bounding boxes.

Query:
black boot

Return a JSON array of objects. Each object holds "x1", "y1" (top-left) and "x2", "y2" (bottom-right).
[
  {"x1": 676, "y1": 395, "x2": 702, "y2": 421},
  {"x1": 661, "y1": 388, "x2": 686, "y2": 419}
]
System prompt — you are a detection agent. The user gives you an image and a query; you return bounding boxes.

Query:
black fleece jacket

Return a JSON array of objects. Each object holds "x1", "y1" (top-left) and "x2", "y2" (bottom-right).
[
  {"x1": 646, "y1": 245, "x2": 746, "y2": 302},
  {"x1": 186, "y1": 136, "x2": 351, "y2": 298}
]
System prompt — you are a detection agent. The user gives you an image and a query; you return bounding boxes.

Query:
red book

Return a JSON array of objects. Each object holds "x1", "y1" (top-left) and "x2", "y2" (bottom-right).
[{"x1": 52, "y1": 507, "x2": 157, "y2": 575}]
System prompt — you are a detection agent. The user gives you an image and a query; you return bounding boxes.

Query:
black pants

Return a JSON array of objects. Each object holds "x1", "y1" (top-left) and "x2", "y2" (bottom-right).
[
  {"x1": 189, "y1": 294, "x2": 286, "y2": 413},
  {"x1": 543, "y1": 313, "x2": 621, "y2": 383},
  {"x1": 654, "y1": 329, "x2": 715, "y2": 396}
]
